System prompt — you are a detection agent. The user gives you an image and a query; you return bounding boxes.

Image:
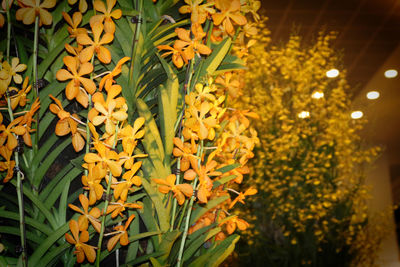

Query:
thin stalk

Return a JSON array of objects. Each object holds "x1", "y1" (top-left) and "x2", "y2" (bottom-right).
[
  {"x1": 6, "y1": 95, "x2": 27, "y2": 267},
  {"x1": 169, "y1": 158, "x2": 181, "y2": 231},
  {"x1": 176, "y1": 200, "x2": 188, "y2": 230},
  {"x1": 95, "y1": 125, "x2": 119, "y2": 267},
  {"x1": 176, "y1": 140, "x2": 204, "y2": 267},
  {"x1": 85, "y1": 56, "x2": 95, "y2": 179},
  {"x1": 32, "y1": 16, "x2": 40, "y2": 154},
  {"x1": 5, "y1": 0, "x2": 11, "y2": 60},
  {"x1": 128, "y1": 0, "x2": 143, "y2": 94}
]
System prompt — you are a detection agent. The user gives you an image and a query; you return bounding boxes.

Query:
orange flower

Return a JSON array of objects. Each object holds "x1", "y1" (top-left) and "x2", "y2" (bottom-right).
[
  {"x1": 68, "y1": 0, "x2": 87, "y2": 13},
  {"x1": 229, "y1": 187, "x2": 257, "y2": 209},
  {"x1": 99, "y1": 57, "x2": 130, "y2": 91},
  {"x1": 0, "y1": 146, "x2": 15, "y2": 183},
  {"x1": 174, "y1": 26, "x2": 212, "y2": 60},
  {"x1": 0, "y1": 57, "x2": 27, "y2": 86},
  {"x1": 0, "y1": 116, "x2": 26, "y2": 151},
  {"x1": 84, "y1": 142, "x2": 122, "y2": 177},
  {"x1": 62, "y1": 11, "x2": 86, "y2": 38},
  {"x1": 65, "y1": 220, "x2": 96, "y2": 263},
  {"x1": 19, "y1": 98, "x2": 40, "y2": 147},
  {"x1": 77, "y1": 22, "x2": 114, "y2": 64},
  {"x1": 68, "y1": 194, "x2": 101, "y2": 232},
  {"x1": 172, "y1": 137, "x2": 198, "y2": 171},
  {"x1": 49, "y1": 95, "x2": 85, "y2": 152},
  {"x1": 212, "y1": 0, "x2": 247, "y2": 35},
  {"x1": 9, "y1": 76, "x2": 31, "y2": 110},
  {"x1": 184, "y1": 101, "x2": 217, "y2": 140},
  {"x1": 107, "y1": 214, "x2": 135, "y2": 251},
  {"x1": 106, "y1": 200, "x2": 142, "y2": 219},
  {"x1": 184, "y1": 160, "x2": 220, "y2": 203},
  {"x1": 153, "y1": 174, "x2": 193, "y2": 205},
  {"x1": 224, "y1": 216, "x2": 249, "y2": 234},
  {"x1": 82, "y1": 163, "x2": 106, "y2": 205},
  {"x1": 90, "y1": 0, "x2": 122, "y2": 34},
  {"x1": 16, "y1": 0, "x2": 56, "y2": 26},
  {"x1": 157, "y1": 43, "x2": 187, "y2": 68},
  {"x1": 56, "y1": 56, "x2": 96, "y2": 107},
  {"x1": 113, "y1": 161, "x2": 142, "y2": 201},
  {"x1": 179, "y1": 0, "x2": 215, "y2": 24},
  {"x1": 91, "y1": 85, "x2": 127, "y2": 135},
  {"x1": 215, "y1": 71, "x2": 241, "y2": 98}
]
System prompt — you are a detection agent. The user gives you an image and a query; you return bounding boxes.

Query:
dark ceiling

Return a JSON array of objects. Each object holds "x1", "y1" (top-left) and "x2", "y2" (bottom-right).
[{"x1": 260, "y1": 0, "x2": 400, "y2": 96}]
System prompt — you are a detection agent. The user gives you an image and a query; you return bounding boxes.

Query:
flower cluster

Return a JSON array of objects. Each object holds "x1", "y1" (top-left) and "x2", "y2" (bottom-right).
[
  {"x1": 0, "y1": 55, "x2": 40, "y2": 183},
  {"x1": 50, "y1": 1, "x2": 148, "y2": 263},
  {"x1": 235, "y1": 27, "x2": 382, "y2": 265},
  {"x1": 154, "y1": 0, "x2": 262, "y2": 239}
]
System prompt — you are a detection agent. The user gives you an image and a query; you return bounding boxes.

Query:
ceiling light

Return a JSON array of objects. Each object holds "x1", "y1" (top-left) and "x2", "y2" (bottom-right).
[
  {"x1": 298, "y1": 111, "x2": 310, "y2": 119},
  {"x1": 366, "y1": 91, "x2": 380, "y2": 100},
  {"x1": 312, "y1": 91, "x2": 324, "y2": 99},
  {"x1": 326, "y1": 69, "x2": 339, "y2": 78},
  {"x1": 384, "y1": 69, "x2": 398, "y2": 78},
  {"x1": 351, "y1": 111, "x2": 363, "y2": 119}
]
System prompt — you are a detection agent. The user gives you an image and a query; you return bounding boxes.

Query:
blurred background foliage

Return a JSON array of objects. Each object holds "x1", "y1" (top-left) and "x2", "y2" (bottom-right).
[{"x1": 232, "y1": 21, "x2": 391, "y2": 267}]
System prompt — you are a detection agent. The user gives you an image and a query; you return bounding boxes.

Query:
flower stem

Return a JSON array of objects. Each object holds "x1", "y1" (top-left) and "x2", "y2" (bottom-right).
[
  {"x1": 5, "y1": 0, "x2": 11, "y2": 61},
  {"x1": 95, "y1": 125, "x2": 119, "y2": 267},
  {"x1": 32, "y1": 16, "x2": 40, "y2": 155},
  {"x1": 6, "y1": 94, "x2": 27, "y2": 267},
  {"x1": 176, "y1": 140, "x2": 204, "y2": 267}
]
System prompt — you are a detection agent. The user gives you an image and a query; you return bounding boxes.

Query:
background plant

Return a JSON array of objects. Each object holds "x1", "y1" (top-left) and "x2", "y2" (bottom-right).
[
  {"x1": 234, "y1": 24, "x2": 386, "y2": 266},
  {"x1": 0, "y1": 0, "x2": 261, "y2": 266}
]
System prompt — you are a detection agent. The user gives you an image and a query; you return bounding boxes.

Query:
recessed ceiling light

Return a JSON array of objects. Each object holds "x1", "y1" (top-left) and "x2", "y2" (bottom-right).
[
  {"x1": 298, "y1": 111, "x2": 310, "y2": 119},
  {"x1": 351, "y1": 111, "x2": 363, "y2": 119},
  {"x1": 366, "y1": 91, "x2": 380, "y2": 100},
  {"x1": 312, "y1": 91, "x2": 324, "y2": 99},
  {"x1": 384, "y1": 69, "x2": 398, "y2": 78},
  {"x1": 326, "y1": 69, "x2": 339, "y2": 78}
]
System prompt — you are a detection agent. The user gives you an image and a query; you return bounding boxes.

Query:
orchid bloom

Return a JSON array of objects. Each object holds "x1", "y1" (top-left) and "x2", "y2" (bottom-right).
[
  {"x1": 229, "y1": 187, "x2": 257, "y2": 209},
  {"x1": 65, "y1": 220, "x2": 96, "y2": 263},
  {"x1": 56, "y1": 56, "x2": 96, "y2": 107},
  {"x1": 106, "y1": 200, "x2": 142, "y2": 218},
  {"x1": 153, "y1": 174, "x2": 193, "y2": 205},
  {"x1": 77, "y1": 22, "x2": 114, "y2": 64},
  {"x1": 62, "y1": 11, "x2": 86, "y2": 38},
  {"x1": 172, "y1": 137, "x2": 198, "y2": 171},
  {"x1": 16, "y1": 0, "x2": 56, "y2": 26},
  {"x1": 0, "y1": 146, "x2": 15, "y2": 183},
  {"x1": 84, "y1": 142, "x2": 122, "y2": 177},
  {"x1": 9, "y1": 76, "x2": 31, "y2": 110},
  {"x1": 113, "y1": 161, "x2": 142, "y2": 201},
  {"x1": 68, "y1": 194, "x2": 101, "y2": 232},
  {"x1": 81, "y1": 163, "x2": 106, "y2": 205},
  {"x1": 179, "y1": 0, "x2": 215, "y2": 24},
  {"x1": 212, "y1": 0, "x2": 247, "y2": 35},
  {"x1": 90, "y1": 0, "x2": 122, "y2": 34},
  {"x1": 99, "y1": 57, "x2": 130, "y2": 91},
  {"x1": 0, "y1": 116, "x2": 26, "y2": 151},
  {"x1": 107, "y1": 214, "x2": 135, "y2": 251}
]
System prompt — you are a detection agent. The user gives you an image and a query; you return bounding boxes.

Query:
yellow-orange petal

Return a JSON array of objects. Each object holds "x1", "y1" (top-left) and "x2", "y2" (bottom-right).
[
  {"x1": 97, "y1": 46, "x2": 111, "y2": 64},
  {"x1": 56, "y1": 69, "x2": 73, "y2": 81}
]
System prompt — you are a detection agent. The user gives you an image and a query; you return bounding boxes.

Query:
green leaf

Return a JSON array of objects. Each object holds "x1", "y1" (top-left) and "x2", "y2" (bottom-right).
[
  {"x1": 141, "y1": 180, "x2": 170, "y2": 232},
  {"x1": 122, "y1": 251, "x2": 164, "y2": 266},
  {"x1": 137, "y1": 99, "x2": 168, "y2": 177},
  {"x1": 182, "y1": 227, "x2": 221, "y2": 262},
  {"x1": 0, "y1": 226, "x2": 44, "y2": 245},
  {"x1": 10, "y1": 180, "x2": 58, "y2": 230},
  {"x1": 190, "y1": 234, "x2": 240, "y2": 267},
  {"x1": 215, "y1": 163, "x2": 241, "y2": 174},
  {"x1": 150, "y1": 257, "x2": 163, "y2": 267},
  {"x1": 28, "y1": 221, "x2": 70, "y2": 267},
  {"x1": 212, "y1": 175, "x2": 237, "y2": 189},
  {"x1": 0, "y1": 210, "x2": 52, "y2": 236},
  {"x1": 204, "y1": 38, "x2": 232, "y2": 75},
  {"x1": 189, "y1": 195, "x2": 230, "y2": 226},
  {"x1": 39, "y1": 243, "x2": 70, "y2": 267},
  {"x1": 157, "y1": 230, "x2": 181, "y2": 264}
]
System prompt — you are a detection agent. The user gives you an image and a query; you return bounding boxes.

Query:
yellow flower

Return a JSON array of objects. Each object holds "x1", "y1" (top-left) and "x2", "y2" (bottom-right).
[
  {"x1": 153, "y1": 174, "x2": 193, "y2": 205},
  {"x1": 90, "y1": 0, "x2": 122, "y2": 34},
  {"x1": 68, "y1": 194, "x2": 101, "y2": 232},
  {"x1": 68, "y1": 0, "x2": 87, "y2": 13},
  {"x1": 65, "y1": 220, "x2": 96, "y2": 263},
  {"x1": 179, "y1": 0, "x2": 215, "y2": 24},
  {"x1": 62, "y1": 11, "x2": 86, "y2": 38},
  {"x1": 212, "y1": 0, "x2": 247, "y2": 35},
  {"x1": 77, "y1": 22, "x2": 114, "y2": 64},
  {"x1": 107, "y1": 215, "x2": 135, "y2": 251},
  {"x1": 56, "y1": 56, "x2": 96, "y2": 107},
  {"x1": 16, "y1": 0, "x2": 56, "y2": 26}
]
